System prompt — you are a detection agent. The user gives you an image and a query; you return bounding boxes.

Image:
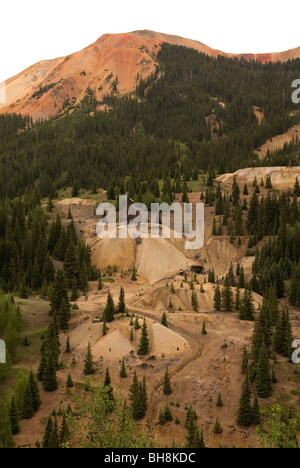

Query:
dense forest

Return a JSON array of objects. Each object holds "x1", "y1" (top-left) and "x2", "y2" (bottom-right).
[{"x1": 0, "y1": 44, "x2": 300, "y2": 199}]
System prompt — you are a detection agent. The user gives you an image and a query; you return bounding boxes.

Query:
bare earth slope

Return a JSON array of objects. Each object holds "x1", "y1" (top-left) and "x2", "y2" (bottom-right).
[
  {"x1": 1, "y1": 30, "x2": 299, "y2": 119},
  {"x1": 218, "y1": 166, "x2": 300, "y2": 191}
]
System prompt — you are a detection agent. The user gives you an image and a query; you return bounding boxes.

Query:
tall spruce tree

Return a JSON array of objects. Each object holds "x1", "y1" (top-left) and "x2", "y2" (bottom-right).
[
  {"x1": 43, "y1": 352, "x2": 58, "y2": 392},
  {"x1": 84, "y1": 343, "x2": 96, "y2": 376},
  {"x1": 255, "y1": 340, "x2": 273, "y2": 398},
  {"x1": 163, "y1": 368, "x2": 172, "y2": 395},
  {"x1": 138, "y1": 318, "x2": 150, "y2": 356},
  {"x1": 237, "y1": 371, "x2": 253, "y2": 426}
]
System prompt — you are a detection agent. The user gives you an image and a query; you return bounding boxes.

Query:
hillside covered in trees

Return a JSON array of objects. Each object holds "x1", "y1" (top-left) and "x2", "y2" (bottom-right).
[{"x1": 0, "y1": 44, "x2": 300, "y2": 199}]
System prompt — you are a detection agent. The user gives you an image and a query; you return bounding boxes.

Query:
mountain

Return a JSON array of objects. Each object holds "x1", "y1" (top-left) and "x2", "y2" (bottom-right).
[{"x1": 1, "y1": 30, "x2": 300, "y2": 120}]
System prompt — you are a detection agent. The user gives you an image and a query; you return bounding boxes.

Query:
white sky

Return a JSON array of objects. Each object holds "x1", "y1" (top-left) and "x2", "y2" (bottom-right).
[{"x1": 0, "y1": 0, "x2": 299, "y2": 83}]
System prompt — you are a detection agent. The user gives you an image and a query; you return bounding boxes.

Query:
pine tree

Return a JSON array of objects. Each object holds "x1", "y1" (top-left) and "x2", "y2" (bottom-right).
[
  {"x1": 195, "y1": 428, "x2": 206, "y2": 448},
  {"x1": 185, "y1": 410, "x2": 197, "y2": 448},
  {"x1": 130, "y1": 327, "x2": 134, "y2": 341},
  {"x1": 37, "y1": 350, "x2": 47, "y2": 382},
  {"x1": 213, "y1": 417, "x2": 223, "y2": 434},
  {"x1": 84, "y1": 343, "x2": 96, "y2": 375},
  {"x1": 66, "y1": 373, "x2": 74, "y2": 388},
  {"x1": 163, "y1": 368, "x2": 172, "y2": 395},
  {"x1": 239, "y1": 284, "x2": 255, "y2": 321},
  {"x1": 59, "y1": 414, "x2": 70, "y2": 447},
  {"x1": 138, "y1": 318, "x2": 150, "y2": 356},
  {"x1": 134, "y1": 317, "x2": 141, "y2": 330},
  {"x1": 221, "y1": 276, "x2": 234, "y2": 311},
  {"x1": 213, "y1": 284, "x2": 222, "y2": 311},
  {"x1": 216, "y1": 392, "x2": 223, "y2": 407},
  {"x1": 252, "y1": 394, "x2": 260, "y2": 425},
  {"x1": 251, "y1": 317, "x2": 264, "y2": 363},
  {"x1": 201, "y1": 321, "x2": 207, "y2": 335},
  {"x1": 103, "y1": 292, "x2": 115, "y2": 323},
  {"x1": 70, "y1": 277, "x2": 79, "y2": 302},
  {"x1": 22, "y1": 380, "x2": 34, "y2": 419},
  {"x1": 191, "y1": 291, "x2": 198, "y2": 311},
  {"x1": 117, "y1": 287, "x2": 126, "y2": 315},
  {"x1": 158, "y1": 410, "x2": 165, "y2": 425},
  {"x1": 104, "y1": 368, "x2": 114, "y2": 402},
  {"x1": 255, "y1": 340, "x2": 273, "y2": 398},
  {"x1": 29, "y1": 369, "x2": 41, "y2": 413},
  {"x1": 58, "y1": 298, "x2": 71, "y2": 331},
  {"x1": 102, "y1": 317, "x2": 108, "y2": 336},
  {"x1": 9, "y1": 398, "x2": 20, "y2": 435},
  {"x1": 129, "y1": 371, "x2": 145, "y2": 420},
  {"x1": 164, "y1": 404, "x2": 173, "y2": 422},
  {"x1": 237, "y1": 370, "x2": 253, "y2": 426},
  {"x1": 42, "y1": 417, "x2": 53, "y2": 449},
  {"x1": 43, "y1": 352, "x2": 58, "y2": 392},
  {"x1": 131, "y1": 267, "x2": 137, "y2": 282},
  {"x1": 242, "y1": 347, "x2": 248, "y2": 373},
  {"x1": 120, "y1": 358, "x2": 127, "y2": 378},
  {"x1": 141, "y1": 376, "x2": 148, "y2": 413},
  {"x1": 49, "y1": 416, "x2": 60, "y2": 449},
  {"x1": 65, "y1": 336, "x2": 71, "y2": 353},
  {"x1": 161, "y1": 311, "x2": 168, "y2": 327}
]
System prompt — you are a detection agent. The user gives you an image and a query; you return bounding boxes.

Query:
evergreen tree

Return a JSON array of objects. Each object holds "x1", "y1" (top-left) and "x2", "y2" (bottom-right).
[
  {"x1": 138, "y1": 318, "x2": 150, "y2": 356},
  {"x1": 22, "y1": 380, "x2": 34, "y2": 419},
  {"x1": 185, "y1": 410, "x2": 197, "y2": 448},
  {"x1": 102, "y1": 317, "x2": 108, "y2": 337},
  {"x1": 221, "y1": 276, "x2": 234, "y2": 311},
  {"x1": 42, "y1": 416, "x2": 53, "y2": 449},
  {"x1": 163, "y1": 368, "x2": 172, "y2": 395},
  {"x1": 67, "y1": 373, "x2": 74, "y2": 388},
  {"x1": 59, "y1": 414, "x2": 70, "y2": 447},
  {"x1": 103, "y1": 292, "x2": 115, "y2": 323},
  {"x1": 237, "y1": 372, "x2": 253, "y2": 426},
  {"x1": 158, "y1": 410, "x2": 165, "y2": 425},
  {"x1": 49, "y1": 416, "x2": 60, "y2": 449},
  {"x1": 9, "y1": 398, "x2": 20, "y2": 435},
  {"x1": 213, "y1": 417, "x2": 223, "y2": 434},
  {"x1": 195, "y1": 429, "x2": 206, "y2": 449},
  {"x1": 255, "y1": 340, "x2": 273, "y2": 398},
  {"x1": 84, "y1": 343, "x2": 96, "y2": 375},
  {"x1": 70, "y1": 277, "x2": 79, "y2": 302},
  {"x1": 161, "y1": 311, "x2": 168, "y2": 327},
  {"x1": 129, "y1": 371, "x2": 146, "y2": 420},
  {"x1": 104, "y1": 368, "x2": 115, "y2": 402},
  {"x1": 117, "y1": 287, "x2": 126, "y2": 315},
  {"x1": 241, "y1": 347, "x2": 248, "y2": 373},
  {"x1": 65, "y1": 336, "x2": 71, "y2": 353},
  {"x1": 201, "y1": 321, "x2": 207, "y2": 335},
  {"x1": 58, "y1": 298, "x2": 71, "y2": 331},
  {"x1": 29, "y1": 369, "x2": 41, "y2": 413},
  {"x1": 213, "y1": 284, "x2": 222, "y2": 311},
  {"x1": 43, "y1": 352, "x2": 58, "y2": 392},
  {"x1": 120, "y1": 358, "x2": 127, "y2": 378},
  {"x1": 216, "y1": 392, "x2": 223, "y2": 407},
  {"x1": 164, "y1": 404, "x2": 173, "y2": 422},
  {"x1": 252, "y1": 394, "x2": 261, "y2": 425}
]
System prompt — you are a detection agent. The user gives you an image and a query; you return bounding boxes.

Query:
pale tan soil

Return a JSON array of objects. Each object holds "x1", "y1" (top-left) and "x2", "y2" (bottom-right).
[
  {"x1": 254, "y1": 124, "x2": 300, "y2": 159},
  {"x1": 218, "y1": 166, "x2": 300, "y2": 191}
]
